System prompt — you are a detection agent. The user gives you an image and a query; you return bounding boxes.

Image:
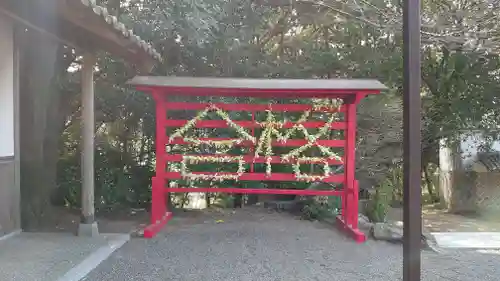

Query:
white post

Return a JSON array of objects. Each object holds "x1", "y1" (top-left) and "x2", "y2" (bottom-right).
[{"x1": 78, "y1": 53, "x2": 98, "y2": 237}]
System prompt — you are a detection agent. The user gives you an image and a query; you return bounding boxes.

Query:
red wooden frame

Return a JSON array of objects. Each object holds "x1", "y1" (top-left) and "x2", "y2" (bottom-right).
[{"x1": 133, "y1": 81, "x2": 381, "y2": 243}]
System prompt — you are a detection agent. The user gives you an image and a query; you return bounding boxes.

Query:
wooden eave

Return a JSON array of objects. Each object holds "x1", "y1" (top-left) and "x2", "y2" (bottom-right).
[{"x1": 0, "y1": 0, "x2": 162, "y2": 72}]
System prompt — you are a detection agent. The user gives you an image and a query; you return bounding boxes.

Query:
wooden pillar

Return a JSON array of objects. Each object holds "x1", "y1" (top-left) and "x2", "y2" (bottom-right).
[
  {"x1": 336, "y1": 99, "x2": 365, "y2": 242},
  {"x1": 344, "y1": 102, "x2": 356, "y2": 226},
  {"x1": 78, "y1": 53, "x2": 98, "y2": 237},
  {"x1": 144, "y1": 91, "x2": 173, "y2": 238},
  {"x1": 402, "y1": 0, "x2": 422, "y2": 279},
  {"x1": 152, "y1": 91, "x2": 166, "y2": 222}
]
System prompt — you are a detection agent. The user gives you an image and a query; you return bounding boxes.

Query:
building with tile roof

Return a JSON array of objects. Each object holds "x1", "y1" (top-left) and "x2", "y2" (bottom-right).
[{"x1": 0, "y1": 0, "x2": 161, "y2": 237}]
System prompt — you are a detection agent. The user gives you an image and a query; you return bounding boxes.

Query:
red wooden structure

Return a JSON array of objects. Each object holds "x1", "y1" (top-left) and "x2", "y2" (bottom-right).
[{"x1": 129, "y1": 76, "x2": 386, "y2": 242}]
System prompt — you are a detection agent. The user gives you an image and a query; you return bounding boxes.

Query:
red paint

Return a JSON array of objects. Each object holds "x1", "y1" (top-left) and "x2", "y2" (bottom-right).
[
  {"x1": 143, "y1": 212, "x2": 173, "y2": 238},
  {"x1": 165, "y1": 187, "x2": 342, "y2": 196},
  {"x1": 137, "y1": 85, "x2": 378, "y2": 97},
  {"x1": 336, "y1": 215, "x2": 366, "y2": 243},
  {"x1": 344, "y1": 103, "x2": 357, "y2": 226},
  {"x1": 164, "y1": 154, "x2": 343, "y2": 164},
  {"x1": 250, "y1": 111, "x2": 256, "y2": 173},
  {"x1": 164, "y1": 102, "x2": 346, "y2": 112},
  {"x1": 135, "y1": 82, "x2": 380, "y2": 242},
  {"x1": 168, "y1": 138, "x2": 345, "y2": 147},
  {"x1": 164, "y1": 120, "x2": 346, "y2": 130},
  {"x1": 163, "y1": 172, "x2": 344, "y2": 183}
]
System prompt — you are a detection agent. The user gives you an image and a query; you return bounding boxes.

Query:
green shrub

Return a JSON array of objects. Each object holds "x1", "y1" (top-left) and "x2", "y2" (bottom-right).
[
  {"x1": 300, "y1": 194, "x2": 341, "y2": 221},
  {"x1": 366, "y1": 179, "x2": 392, "y2": 222}
]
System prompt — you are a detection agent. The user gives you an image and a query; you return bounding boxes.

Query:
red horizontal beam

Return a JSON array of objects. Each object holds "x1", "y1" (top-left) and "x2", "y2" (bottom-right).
[
  {"x1": 164, "y1": 154, "x2": 343, "y2": 164},
  {"x1": 164, "y1": 120, "x2": 346, "y2": 129},
  {"x1": 162, "y1": 172, "x2": 344, "y2": 182},
  {"x1": 164, "y1": 102, "x2": 346, "y2": 112},
  {"x1": 164, "y1": 187, "x2": 343, "y2": 196},
  {"x1": 167, "y1": 138, "x2": 345, "y2": 147},
  {"x1": 139, "y1": 86, "x2": 377, "y2": 98}
]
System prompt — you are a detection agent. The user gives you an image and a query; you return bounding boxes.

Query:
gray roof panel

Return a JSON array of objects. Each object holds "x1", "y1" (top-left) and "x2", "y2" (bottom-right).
[{"x1": 128, "y1": 76, "x2": 388, "y2": 91}]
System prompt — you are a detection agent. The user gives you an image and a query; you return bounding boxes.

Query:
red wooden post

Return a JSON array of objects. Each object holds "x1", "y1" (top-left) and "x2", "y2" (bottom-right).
[
  {"x1": 144, "y1": 91, "x2": 172, "y2": 238},
  {"x1": 335, "y1": 98, "x2": 365, "y2": 242},
  {"x1": 345, "y1": 101, "x2": 356, "y2": 226},
  {"x1": 250, "y1": 111, "x2": 255, "y2": 173},
  {"x1": 351, "y1": 180, "x2": 359, "y2": 227},
  {"x1": 150, "y1": 177, "x2": 161, "y2": 222},
  {"x1": 153, "y1": 91, "x2": 166, "y2": 220}
]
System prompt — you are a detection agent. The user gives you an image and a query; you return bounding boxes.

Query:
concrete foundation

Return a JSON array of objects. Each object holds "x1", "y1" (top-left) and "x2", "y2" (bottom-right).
[
  {"x1": 0, "y1": 158, "x2": 19, "y2": 236},
  {"x1": 78, "y1": 222, "x2": 99, "y2": 237}
]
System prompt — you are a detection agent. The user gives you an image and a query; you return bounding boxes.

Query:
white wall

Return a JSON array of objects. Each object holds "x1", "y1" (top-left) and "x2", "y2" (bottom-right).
[
  {"x1": 0, "y1": 15, "x2": 14, "y2": 157},
  {"x1": 459, "y1": 132, "x2": 500, "y2": 167}
]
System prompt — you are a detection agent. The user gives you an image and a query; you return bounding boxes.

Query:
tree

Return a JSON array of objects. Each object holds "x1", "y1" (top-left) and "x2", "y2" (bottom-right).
[
  {"x1": 18, "y1": 23, "x2": 77, "y2": 229},
  {"x1": 18, "y1": 0, "x2": 500, "y2": 222}
]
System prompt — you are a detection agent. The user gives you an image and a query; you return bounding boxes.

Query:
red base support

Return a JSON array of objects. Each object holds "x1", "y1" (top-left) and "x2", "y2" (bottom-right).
[
  {"x1": 335, "y1": 215, "x2": 366, "y2": 243},
  {"x1": 143, "y1": 211, "x2": 173, "y2": 238},
  {"x1": 143, "y1": 176, "x2": 172, "y2": 238}
]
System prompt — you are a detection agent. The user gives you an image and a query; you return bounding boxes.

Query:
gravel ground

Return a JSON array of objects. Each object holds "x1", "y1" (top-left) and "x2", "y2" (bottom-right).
[{"x1": 85, "y1": 209, "x2": 500, "y2": 281}]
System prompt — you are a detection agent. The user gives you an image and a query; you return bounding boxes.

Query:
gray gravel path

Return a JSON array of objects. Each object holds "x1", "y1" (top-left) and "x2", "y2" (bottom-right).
[{"x1": 85, "y1": 209, "x2": 500, "y2": 281}]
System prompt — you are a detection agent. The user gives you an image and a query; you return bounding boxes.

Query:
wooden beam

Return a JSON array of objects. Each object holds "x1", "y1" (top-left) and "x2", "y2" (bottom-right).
[
  {"x1": 0, "y1": 0, "x2": 157, "y2": 70},
  {"x1": 0, "y1": 5, "x2": 77, "y2": 49},
  {"x1": 81, "y1": 53, "x2": 96, "y2": 226}
]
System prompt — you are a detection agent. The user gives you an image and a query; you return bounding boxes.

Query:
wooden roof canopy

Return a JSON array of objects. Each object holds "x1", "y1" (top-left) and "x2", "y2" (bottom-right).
[
  {"x1": 0, "y1": 0, "x2": 161, "y2": 71},
  {"x1": 128, "y1": 76, "x2": 388, "y2": 98}
]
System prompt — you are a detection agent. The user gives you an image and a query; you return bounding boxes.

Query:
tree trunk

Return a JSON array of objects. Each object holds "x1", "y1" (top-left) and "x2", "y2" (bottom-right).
[
  {"x1": 18, "y1": 29, "x2": 74, "y2": 230},
  {"x1": 423, "y1": 163, "x2": 438, "y2": 203},
  {"x1": 439, "y1": 138, "x2": 478, "y2": 213},
  {"x1": 205, "y1": 192, "x2": 211, "y2": 208},
  {"x1": 18, "y1": 30, "x2": 59, "y2": 229}
]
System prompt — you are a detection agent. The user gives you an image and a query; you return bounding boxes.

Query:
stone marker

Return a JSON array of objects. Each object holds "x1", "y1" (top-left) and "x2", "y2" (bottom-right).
[
  {"x1": 371, "y1": 220, "x2": 438, "y2": 251},
  {"x1": 372, "y1": 221, "x2": 404, "y2": 241},
  {"x1": 358, "y1": 214, "x2": 373, "y2": 231}
]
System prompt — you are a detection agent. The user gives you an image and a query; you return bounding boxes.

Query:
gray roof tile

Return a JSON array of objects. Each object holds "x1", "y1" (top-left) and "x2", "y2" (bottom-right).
[{"x1": 79, "y1": 0, "x2": 162, "y2": 62}]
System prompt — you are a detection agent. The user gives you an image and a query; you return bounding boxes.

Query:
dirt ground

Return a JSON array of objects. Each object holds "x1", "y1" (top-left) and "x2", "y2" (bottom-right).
[
  {"x1": 386, "y1": 206, "x2": 500, "y2": 233},
  {"x1": 28, "y1": 206, "x2": 275, "y2": 236},
  {"x1": 27, "y1": 207, "x2": 150, "y2": 235},
  {"x1": 35, "y1": 202, "x2": 500, "y2": 237}
]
